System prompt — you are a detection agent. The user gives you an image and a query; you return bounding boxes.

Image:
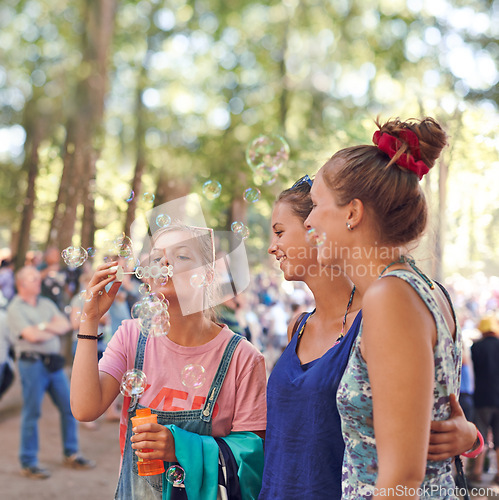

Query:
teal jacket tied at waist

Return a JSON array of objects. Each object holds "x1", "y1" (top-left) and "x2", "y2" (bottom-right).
[{"x1": 164, "y1": 425, "x2": 264, "y2": 500}]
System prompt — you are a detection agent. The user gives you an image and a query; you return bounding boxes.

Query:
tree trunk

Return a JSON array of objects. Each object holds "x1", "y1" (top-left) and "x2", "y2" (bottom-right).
[
  {"x1": 81, "y1": 149, "x2": 97, "y2": 250},
  {"x1": 278, "y1": 23, "x2": 289, "y2": 131},
  {"x1": 58, "y1": 121, "x2": 87, "y2": 249},
  {"x1": 155, "y1": 168, "x2": 191, "y2": 205},
  {"x1": 49, "y1": 0, "x2": 117, "y2": 251},
  {"x1": 79, "y1": 0, "x2": 117, "y2": 246},
  {"x1": 434, "y1": 158, "x2": 448, "y2": 282},
  {"x1": 124, "y1": 72, "x2": 148, "y2": 237},
  {"x1": 228, "y1": 197, "x2": 246, "y2": 227},
  {"x1": 432, "y1": 110, "x2": 462, "y2": 281},
  {"x1": 46, "y1": 124, "x2": 76, "y2": 248},
  {"x1": 14, "y1": 117, "x2": 44, "y2": 271},
  {"x1": 124, "y1": 10, "x2": 161, "y2": 237},
  {"x1": 124, "y1": 154, "x2": 145, "y2": 237}
]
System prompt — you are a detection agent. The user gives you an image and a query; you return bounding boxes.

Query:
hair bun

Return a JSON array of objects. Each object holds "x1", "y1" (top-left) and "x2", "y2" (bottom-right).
[{"x1": 376, "y1": 117, "x2": 447, "y2": 175}]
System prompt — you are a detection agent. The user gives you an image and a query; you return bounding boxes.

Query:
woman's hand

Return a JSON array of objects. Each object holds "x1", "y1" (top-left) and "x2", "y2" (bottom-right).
[
  {"x1": 428, "y1": 394, "x2": 477, "y2": 460},
  {"x1": 81, "y1": 262, "x2": 121, "y2": 325},
  {"x1": 131, "y1": 422, "x2": 176, "y2": 462}
]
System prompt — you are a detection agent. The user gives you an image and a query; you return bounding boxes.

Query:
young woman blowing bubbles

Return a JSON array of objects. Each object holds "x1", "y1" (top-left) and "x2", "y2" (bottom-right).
[
  {"x1": 71, "y1": 224, "x2": 266, "y2": 500},
  {"x1": 262, "y1": 175, "x2": 362, "y2": 499}
]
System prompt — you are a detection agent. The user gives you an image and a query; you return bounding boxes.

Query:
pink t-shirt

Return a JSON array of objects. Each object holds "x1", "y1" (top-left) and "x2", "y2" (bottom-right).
[{"x1": 99, "y1": 319, "x2": 267, "y2": 456}]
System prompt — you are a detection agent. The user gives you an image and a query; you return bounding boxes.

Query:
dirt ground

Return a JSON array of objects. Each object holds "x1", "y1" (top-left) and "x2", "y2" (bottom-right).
[
  {"x1": 1, "y1": 366, "x2": 498, "y2": 499},
  {"x1": 0, "y1": 367, "x2": 121, "y2": 499}
]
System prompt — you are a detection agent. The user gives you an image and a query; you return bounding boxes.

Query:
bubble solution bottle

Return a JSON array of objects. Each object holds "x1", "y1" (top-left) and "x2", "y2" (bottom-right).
[{"x1": 131, "y1": 408, "x2": 166, "y2": 476}]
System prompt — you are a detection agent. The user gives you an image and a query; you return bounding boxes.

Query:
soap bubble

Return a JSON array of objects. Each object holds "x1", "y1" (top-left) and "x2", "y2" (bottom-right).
[
  {"x1": 305, "y1": 227, "x2": 326, "y2": 247},
  {"x1": 61, "y1": 246, "x2": 88, "y2": 269},
  {"x1": 138, "y1": 283, "x2": 151, "y2": 295},
  {"x1": 131, "y1": 301, "x2": 142, "y2": 319},
  {"x1": 78, "y1": 289, "x2": 93, "y2": 302},
  {"x1": 181, "y1": 364, "x2": 206, "y2": 389},
  {"x1": 231, "y1": 221, "x2": 250, "y2": 240},
  {"x1": 120, "y1": 369, "x2": 147, "y2": 397},
  {"x1": 245, "y1": 134, "x2": 290, "y2": 173},
  {"x1": 156, "y1": 214, "x2": 171, "y2": 228},
  {"x1": 139, "y1": 294, "x2": 165, "y2": 319},
  {"x1": 166, "y1": 465, "x2": 185, "y2": 485},
  {"x1": 114, "y1": 234, "x2": 134, "y2": 259},
  {"x1": 105, "y1": 234, "x2": 135, "y2": 264},
  {"x1": 143, "y1": 192, "x2": 155, "y2": 203},
  {"x1": 87, "y1": 247, "x2": 96, "y2": 257},
  {"x1": 149, "y1": 309, "x2": 171, "y2": 337},
  {"x1": 124, "y1": 256, "x2": 138, "y2": 273},
  {"x1": 131, "y1": 292, "x2": 170, "y2": 338},
  {"x1": 253, "y1": 164, "x2": 278, "y2": 186},
  {"x1": 243, "y1": 187, "x2": 261, "y2": 203},
  {"x1": 202, "y1": 180, "x2": 222, "y2": 200},
  {"x1": 190, "y1": 274, "x2": 206, "y2": 288},
  {"x1": 126, "y1": 190, "x2": 135, "y2": 202}
]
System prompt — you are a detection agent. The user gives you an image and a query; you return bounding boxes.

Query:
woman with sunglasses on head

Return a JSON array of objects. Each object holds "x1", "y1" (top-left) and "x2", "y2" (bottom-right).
[
  {"x1": 261, "y1": 172, "x2": 479, "y2": 500},
  {"x1": 262, "y1": 174, "x2": 363, "y2": 499},
  {"x1": 71, "y1": 223, "x2": 267, "y2": 499},
  {"x1": 305, "y1": 118, "x2": 483, "y2": 499}
]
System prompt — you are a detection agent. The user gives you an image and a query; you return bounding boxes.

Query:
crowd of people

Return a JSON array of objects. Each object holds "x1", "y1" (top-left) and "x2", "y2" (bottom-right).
[{"x1": 0, "y1": 117, "x2": 498, "y2": 499}]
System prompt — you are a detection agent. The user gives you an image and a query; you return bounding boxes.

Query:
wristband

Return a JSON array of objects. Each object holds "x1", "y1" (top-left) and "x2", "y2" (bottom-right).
[
  {"x1": 77, "y1": 332, "x2": 104, "y2": 340},
  {"x1": 462, "y1": 429, "x2": 484, "y2": 459}
]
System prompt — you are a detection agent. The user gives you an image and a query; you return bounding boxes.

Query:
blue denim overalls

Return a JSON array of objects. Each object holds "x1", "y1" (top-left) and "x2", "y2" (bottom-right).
[{"x1": 115, "y1": 332, "x2": 243, "y2": 500}]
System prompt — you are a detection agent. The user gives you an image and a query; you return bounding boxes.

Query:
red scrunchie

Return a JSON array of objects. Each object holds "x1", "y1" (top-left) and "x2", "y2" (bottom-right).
[{"x1": 372, "y1": 129, "x2": 429, "y2": 180}]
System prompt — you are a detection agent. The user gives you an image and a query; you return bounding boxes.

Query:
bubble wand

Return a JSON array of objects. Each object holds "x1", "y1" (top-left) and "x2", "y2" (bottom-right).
[{"x1": 110, "y1": 264, "x2": 173, "y2": 282}]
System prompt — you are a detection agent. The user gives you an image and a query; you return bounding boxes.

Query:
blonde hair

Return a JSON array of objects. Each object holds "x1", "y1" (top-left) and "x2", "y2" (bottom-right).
[{"x1": 151, "y1": 222, "x2": 220, "y2": 319}]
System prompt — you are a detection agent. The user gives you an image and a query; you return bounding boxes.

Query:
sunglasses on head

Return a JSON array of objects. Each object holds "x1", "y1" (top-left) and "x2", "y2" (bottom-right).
[{"x1": 291, "y1": 175, "x2": 313, "y2": 189}]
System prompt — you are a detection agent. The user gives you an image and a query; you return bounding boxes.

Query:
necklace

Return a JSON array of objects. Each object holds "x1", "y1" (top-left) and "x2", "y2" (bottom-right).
[
  {"x1": 297, "y1": 285, "x2": 356, "y2": 346},
  {"x1": 379, "y1": 255, "x2": 434, "y2": 290}
]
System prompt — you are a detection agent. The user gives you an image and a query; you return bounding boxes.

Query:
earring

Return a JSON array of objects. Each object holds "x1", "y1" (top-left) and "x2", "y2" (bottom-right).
[{"x1": 346, "y1": 222, "x2": 354, "y2": 231}]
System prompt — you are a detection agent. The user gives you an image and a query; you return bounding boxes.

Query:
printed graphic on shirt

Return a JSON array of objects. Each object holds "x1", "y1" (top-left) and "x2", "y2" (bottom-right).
[{"x1": 147, "y1": 385, "x2": 219, "y2": 416}]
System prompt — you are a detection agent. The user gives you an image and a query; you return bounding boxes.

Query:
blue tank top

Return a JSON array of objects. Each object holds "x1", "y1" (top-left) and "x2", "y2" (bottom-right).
[{"x1": 259, "y1": 310, "x2": 363, "y2": 500}]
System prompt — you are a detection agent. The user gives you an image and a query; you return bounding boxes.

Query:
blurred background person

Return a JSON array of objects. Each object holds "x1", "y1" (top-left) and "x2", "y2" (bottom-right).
[
  {"x1": 0, "y1": 301, "x2": 15, "y2": 400},
  {"x1": 7, "y1": 266, "x2": 94, "y2": 479},
  {"x1": 469, "y1": 314, "x2": 499, "y2": 485},
  {"x1": 0, "y1": 254, "x2": 16, "y2": 303},
  {"x1": 38, "y1": 246, "x2": 80, "y2": 313}
]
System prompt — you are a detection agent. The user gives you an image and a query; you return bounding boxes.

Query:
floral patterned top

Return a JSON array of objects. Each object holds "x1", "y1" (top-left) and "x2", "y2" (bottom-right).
[{"x1": 336, "y1": 270, "x2": 462, "y2": 499}]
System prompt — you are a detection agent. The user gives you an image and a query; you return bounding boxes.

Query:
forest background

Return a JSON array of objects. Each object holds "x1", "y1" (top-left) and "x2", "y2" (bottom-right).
[{"x1": 1, "y1": 0, "x2": 498, "y2": 285}]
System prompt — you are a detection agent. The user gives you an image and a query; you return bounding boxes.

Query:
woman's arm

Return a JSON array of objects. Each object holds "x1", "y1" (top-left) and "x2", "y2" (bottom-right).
[
  {"x1": 362, "y1": 278, "x2": 436, "y2": 499},
  {"x1": 70, "y1": 262, "x2": 121, "y2": 421},
  {"x1": 130, "y1": 425, "x2": 265, "y2": 463}
]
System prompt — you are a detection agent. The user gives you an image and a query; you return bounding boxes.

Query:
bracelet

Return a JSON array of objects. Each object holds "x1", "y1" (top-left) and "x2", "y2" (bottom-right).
[
  {"x1": 462, "y1": 429, "x2": 484, "y2": 459},
  {"x1": 77, "y1": 333, "x2": 104, "y2": 340}
]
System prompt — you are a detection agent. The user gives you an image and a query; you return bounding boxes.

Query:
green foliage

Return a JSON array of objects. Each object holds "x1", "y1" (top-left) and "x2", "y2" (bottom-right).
[{"x1": 0, "y1": 0, "x2": 497, "y2": 276}]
